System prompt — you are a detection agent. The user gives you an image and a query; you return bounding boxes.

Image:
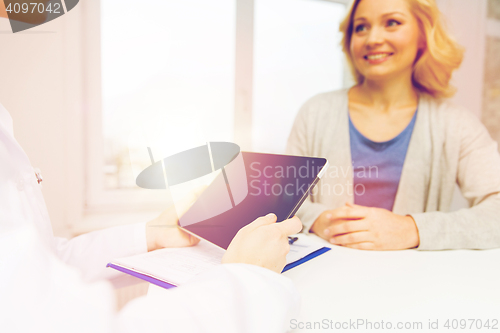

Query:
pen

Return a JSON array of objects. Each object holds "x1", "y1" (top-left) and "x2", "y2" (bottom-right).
[{"x1": 288, "y1": 236, "x2": 298, "y2": 245}]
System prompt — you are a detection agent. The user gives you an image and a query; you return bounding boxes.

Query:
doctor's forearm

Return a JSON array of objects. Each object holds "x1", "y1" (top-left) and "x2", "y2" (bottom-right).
[
  {"x1": 55, "y1": 222, "x2": 148, "y2": 282},
  {"x1": 116, "y1": 264, "x2": 300, "y2": 333}
]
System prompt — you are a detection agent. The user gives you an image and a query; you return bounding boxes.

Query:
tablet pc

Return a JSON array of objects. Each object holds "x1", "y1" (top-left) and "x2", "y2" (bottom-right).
[{"x1": 178, "y1": 152, "x2": 328, "y2": 249}]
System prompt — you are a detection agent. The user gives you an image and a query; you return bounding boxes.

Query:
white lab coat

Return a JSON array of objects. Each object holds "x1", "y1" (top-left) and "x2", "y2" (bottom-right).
[{"x1": 0, "y1": 103, "x2": 300, "y2": 333}]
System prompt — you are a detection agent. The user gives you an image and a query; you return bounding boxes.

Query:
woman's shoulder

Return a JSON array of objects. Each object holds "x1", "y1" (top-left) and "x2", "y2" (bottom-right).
[
  {"x1": 420, "y1": 94, "x2": 489, "y2": 140},
  {"x1": 421, "y1": 94, "x2": 474, "y2": 119}
]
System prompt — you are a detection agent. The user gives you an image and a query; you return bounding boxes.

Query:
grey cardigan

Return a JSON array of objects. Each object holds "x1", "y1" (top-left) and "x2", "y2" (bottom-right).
[{"x1": 285, "y1": 89, "x2": 500, "y2": 250}]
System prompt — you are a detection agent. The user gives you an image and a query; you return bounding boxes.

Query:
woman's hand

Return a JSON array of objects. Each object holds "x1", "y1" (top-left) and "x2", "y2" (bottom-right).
[
  {"x1": 311, "y1": 203, "x2": 420, "y2": 250},
  {"x1": 222, "y1": 214, "x2": 302, "y2": 273}
]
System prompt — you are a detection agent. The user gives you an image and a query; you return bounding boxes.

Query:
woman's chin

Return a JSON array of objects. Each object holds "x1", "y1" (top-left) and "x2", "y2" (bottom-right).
[
  {"x1": 361, "y1": 69, "x2": 410, "y2": 84},
  {"x1": 362, "y1": 73, "x2": 393, "y2": 83}
]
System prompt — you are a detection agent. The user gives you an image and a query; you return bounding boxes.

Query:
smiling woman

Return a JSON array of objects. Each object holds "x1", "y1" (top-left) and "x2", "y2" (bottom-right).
[
  {"x1": 286, "y1": 0, "x2": 500, "y2": 251},
  {"x1": 341, "y1": 0, "x2": 463, "y2": 98}
]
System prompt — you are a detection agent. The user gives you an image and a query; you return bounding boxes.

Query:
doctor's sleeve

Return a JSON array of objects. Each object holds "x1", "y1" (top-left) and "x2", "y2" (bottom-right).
[
  {"x1": 116, "y1": 264, "x2": 300, "y2": 333},
  {"x1": 55, "y1": 222, "x2": 148, "y2": 282}
]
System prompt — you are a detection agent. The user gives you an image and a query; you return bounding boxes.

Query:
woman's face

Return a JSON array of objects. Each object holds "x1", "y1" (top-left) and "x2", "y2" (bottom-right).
[{"x1": 350, "y1": 0, "x2": 423, "y2": 83}]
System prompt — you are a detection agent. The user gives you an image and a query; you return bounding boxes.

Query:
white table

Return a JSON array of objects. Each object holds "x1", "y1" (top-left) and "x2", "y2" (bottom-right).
[
  {"x1": 149, "y1": 235, "x2": 500, "y2": 332},
  {"x1": 283, "y1": 235, "x2": 500, "y2": 332}
]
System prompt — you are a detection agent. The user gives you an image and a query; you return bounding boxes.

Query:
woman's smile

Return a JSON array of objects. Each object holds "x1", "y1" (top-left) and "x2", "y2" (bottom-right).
[{"x1": 364, "y1": 52, "x2": 394, "y2": 64}]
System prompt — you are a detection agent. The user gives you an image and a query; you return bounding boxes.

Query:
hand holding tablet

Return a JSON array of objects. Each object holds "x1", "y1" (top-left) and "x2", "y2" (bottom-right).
[{"x1": 222, "y1": 213, "x2": 302, "y2": 273}]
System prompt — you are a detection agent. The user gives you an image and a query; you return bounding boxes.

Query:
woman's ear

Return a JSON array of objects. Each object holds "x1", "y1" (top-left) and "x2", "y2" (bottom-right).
[
  {"x1": 415, "y1": 35, "x2": 427, "y2": 62},
  {"x1": 417, "y1": 32, "x2": 427, "y2": 51},
  {"x1": 418, "y1": 39, "x2": 427, "y2": 51}
]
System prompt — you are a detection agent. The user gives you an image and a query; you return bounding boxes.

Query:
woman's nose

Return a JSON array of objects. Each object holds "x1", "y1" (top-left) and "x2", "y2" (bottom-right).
[{"x1": 365, "y1": 26, "x2": 384, "y2": 47}]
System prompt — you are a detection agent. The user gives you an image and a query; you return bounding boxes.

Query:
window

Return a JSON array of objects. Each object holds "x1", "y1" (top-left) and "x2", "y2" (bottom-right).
[
  {"x1": 100, "y1": 0, "x2": 236, "y2": 190},
  {"x1": 88, "y1": 0, "x2": 347, "y2": 210}
]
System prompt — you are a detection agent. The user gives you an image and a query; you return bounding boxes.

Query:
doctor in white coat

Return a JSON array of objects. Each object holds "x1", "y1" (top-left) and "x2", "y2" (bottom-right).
[{"x1": 0, "y1": 102, "x2": 302, "y2": 333}]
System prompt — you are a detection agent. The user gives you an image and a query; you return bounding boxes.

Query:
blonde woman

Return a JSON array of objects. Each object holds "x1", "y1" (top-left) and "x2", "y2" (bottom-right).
[{"x1": 286, "y1": 0, "x2": 500, "y2": 250}]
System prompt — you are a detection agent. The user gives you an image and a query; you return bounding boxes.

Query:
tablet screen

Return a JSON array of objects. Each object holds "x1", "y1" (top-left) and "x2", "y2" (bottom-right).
[{"x1": 179, "y1": 152, "x2": 327, "y2": 249}]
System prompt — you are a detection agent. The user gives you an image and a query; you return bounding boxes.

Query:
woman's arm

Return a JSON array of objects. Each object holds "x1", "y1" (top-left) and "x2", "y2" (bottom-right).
[
  {"x1": 411, "y1": 109, "x2": 500, "y2": 250},
  {"x1": 285, "y1": 99, "x2": 330, "y2": 233}
]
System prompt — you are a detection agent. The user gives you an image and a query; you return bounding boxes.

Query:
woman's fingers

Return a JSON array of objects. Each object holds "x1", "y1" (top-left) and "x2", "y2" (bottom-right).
[
  {"x1": 330, "y1": 230, "x2": 371, "y2": 245},
  {"x1": 342, "y1": 242, "x2": 375, "y2": 250},
  {"x1": 328, "y1": 206, "x2": 369, "y2": 221},
  {"x1": 325, "y1": 220, "x2": 369, "y2": 237}
]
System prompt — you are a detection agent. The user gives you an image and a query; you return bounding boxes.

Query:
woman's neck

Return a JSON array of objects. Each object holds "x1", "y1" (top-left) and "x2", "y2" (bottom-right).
[{"x1": 353, "y1": 75, "x2": 418, "y2": 114}]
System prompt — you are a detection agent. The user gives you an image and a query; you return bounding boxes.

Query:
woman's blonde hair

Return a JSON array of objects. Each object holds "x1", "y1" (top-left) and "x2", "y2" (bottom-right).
[{"x1": 340, "y1": 0, "x2": 464, "y2": 98}]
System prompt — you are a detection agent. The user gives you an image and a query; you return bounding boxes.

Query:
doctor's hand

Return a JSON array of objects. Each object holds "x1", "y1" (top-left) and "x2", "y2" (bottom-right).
[
  {"x1": 145, "y1": 191, "x2": 203, "y2": 252},
  {"x1": 311, "y1": 203, "x2": 420, "y2": 250},
  {"x1": 222, "y1": 214, "x2": 302, "y2": 273}
]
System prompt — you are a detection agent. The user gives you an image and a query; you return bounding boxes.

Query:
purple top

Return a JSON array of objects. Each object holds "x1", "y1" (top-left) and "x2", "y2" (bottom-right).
[{"x1": 349, "y1": 110, "x2": 417, "y2": 211}]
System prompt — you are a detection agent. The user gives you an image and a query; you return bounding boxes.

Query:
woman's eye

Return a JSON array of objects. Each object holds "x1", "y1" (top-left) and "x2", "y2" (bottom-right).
[
  {"x1": 387, "y1": 19, "x2": 400, "y2": 27},
  {"x1": 355, "y1": 24, "x2": 366, "y2": 33}
]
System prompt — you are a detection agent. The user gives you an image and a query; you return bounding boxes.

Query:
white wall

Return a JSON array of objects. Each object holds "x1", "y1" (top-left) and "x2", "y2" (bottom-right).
[
  {"x1": 437, "y1": 0, "x2": 487, "y2": 117},
  {"x1": 0, "y1": 8, "x2": 84, "y2": 237}
]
